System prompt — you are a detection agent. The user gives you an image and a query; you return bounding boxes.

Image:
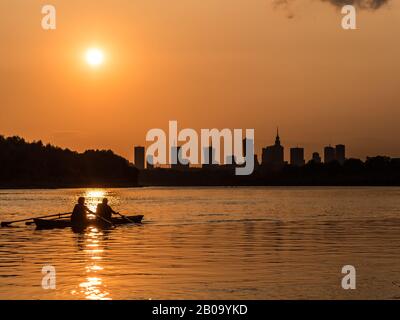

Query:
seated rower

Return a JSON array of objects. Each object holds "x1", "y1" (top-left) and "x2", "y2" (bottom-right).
[
  {"x1": 71, "y1": 197, "x2": 94, "y2": 226},
  {"x1": 96, "y1": 198, "x2": 117, "y2": 221}
]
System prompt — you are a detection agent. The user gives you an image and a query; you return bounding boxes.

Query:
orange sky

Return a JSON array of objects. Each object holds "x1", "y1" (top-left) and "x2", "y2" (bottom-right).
[{"x1": 0, "y1": 0, "x2": 399, "y2": 162}]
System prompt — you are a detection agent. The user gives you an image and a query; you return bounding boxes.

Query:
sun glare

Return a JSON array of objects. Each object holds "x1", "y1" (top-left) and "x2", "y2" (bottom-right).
[{"x1": 85, "y1": 48, "x2": 104, "y2": 67}]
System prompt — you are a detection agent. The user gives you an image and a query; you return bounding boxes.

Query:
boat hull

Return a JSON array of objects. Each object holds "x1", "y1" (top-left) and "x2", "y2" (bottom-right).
[{"x1": 33, "y1": 215, "x2": 144, "y2": 230}]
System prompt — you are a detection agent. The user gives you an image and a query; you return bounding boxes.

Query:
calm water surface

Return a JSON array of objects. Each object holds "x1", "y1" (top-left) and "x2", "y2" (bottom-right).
[{"x1": 1, "y1": 187, "x2": 400, "y2": 299}]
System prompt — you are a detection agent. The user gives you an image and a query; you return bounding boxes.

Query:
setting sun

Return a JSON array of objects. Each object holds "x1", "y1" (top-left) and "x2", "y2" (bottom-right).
[{"x1": 85, "y1": 48, "x2": 104, "y2": 67}]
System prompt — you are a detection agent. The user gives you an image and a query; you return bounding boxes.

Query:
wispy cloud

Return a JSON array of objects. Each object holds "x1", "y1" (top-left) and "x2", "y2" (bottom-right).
[
  {"x1": 274, "y1": 0, "x2": 390, "y2": 10},
  {"x1": 322, "y1": 0, "x2": 389, "y2": 9}
]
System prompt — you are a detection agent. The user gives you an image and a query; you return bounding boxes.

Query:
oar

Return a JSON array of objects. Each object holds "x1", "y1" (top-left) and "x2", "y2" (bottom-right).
[
  {"x1": 93, "y1": 213, "x2": 115, "y2": 227},
  {"x1": 115, "y1": 212, "x2": 135, "y2": 223},
  {"x1": 25, "y1": 214, "x2": 70, "y2": 225},
  {"x1": 1, "y1": 212, "x2": 72, "y2": 227}
]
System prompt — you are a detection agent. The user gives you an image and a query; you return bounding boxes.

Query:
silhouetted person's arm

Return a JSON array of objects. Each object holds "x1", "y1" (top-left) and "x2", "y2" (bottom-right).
[
  {"x1": 84, "y1": 206, "x2": 95, "y2": 215},
  {"x1": 109, "y1": 206, "x2": 118, "y2": 215}
]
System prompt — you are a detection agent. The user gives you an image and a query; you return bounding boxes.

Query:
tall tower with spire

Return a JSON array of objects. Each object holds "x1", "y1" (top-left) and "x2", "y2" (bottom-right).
[
  {"x1": 261, "y1": 128, "x2": 285, "y2": 170},
  {"x1": 275, "y1": 127, "x2": 281, "y2": 146}
]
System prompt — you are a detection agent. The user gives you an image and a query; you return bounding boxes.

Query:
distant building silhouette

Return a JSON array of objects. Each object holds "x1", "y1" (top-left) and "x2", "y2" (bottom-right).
[
  {"x1": 324, "y1": 145, "x2": 336, "y2": 164},
  {"x1": 226, "y1": 155, "x2": 236, "y2": 165},
  {"x1": 170, "y1": 145, "x2": 179, "y2": 168},
  {"x1": 134, "y1": 146, "x2": 145, "y2": 170},
  {"x1": 241, "y1": 137, "x2": 255, "y2": 167},
  {"x1": 262, "y1": 129, "x2": 284, "y2": 170},
  {"x1": 254, "y1": 154, "x2": 259, "y2": 167},
  {"x1": 202, "y1": 145, "x2": 218, "y2": 169},
  {"x1": 323, "y1": 144, "x2": 346, "y2": 165},
  {"x1": 312, "y1": 152, "x2": 321, "y2": 164},
  {"x1": 290, "y1": 147, "x2": 305, "y2": 167},
  {"x1": 242, "y1": 138, "x2": 247, "y2": 158},
  {"x1": 171, "y1": 146, "x2": 190, "y2": 170},
  {"x1": 335, "y1": 144, "x2": 346, "y2": 165},
  {"x1": 146, "y1": 155, "x2": 154, "y2": 169}
]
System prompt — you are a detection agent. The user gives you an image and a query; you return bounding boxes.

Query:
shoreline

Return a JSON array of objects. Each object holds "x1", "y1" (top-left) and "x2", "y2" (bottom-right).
[
  {"x1": 0, "y1": 183, "x2": 141, "y2": 190},
  {"x1": 1, "y1": 184, "x2": 400, "y2": 190}
]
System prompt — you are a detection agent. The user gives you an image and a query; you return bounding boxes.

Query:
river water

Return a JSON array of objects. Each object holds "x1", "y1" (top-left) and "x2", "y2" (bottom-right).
[{"x1": 1, "y1": 187, "x2": 400, "y2": 299}]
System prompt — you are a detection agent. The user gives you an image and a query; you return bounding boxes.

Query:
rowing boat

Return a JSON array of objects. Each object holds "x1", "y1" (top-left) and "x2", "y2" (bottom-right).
[{"x1": 33, "y1": 215, "x2": 144, "y2": 230}]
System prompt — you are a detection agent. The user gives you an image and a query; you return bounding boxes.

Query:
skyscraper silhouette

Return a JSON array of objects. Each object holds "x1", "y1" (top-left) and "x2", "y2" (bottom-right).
[
  {"x1": 324, "y1": 145, "x2": 336, "y2": 164},
  {"x1": 134, "y1": 146, "x2": 145, "y2": 170},
  {"x1": 262, "y1": 128, "x2": 284, "y2": 170},
  {"x1": 290, "y1": 147, "x2": 305, "y2": 167},
  {"x1": 202, "y1": 145, "x2": 218, "y2": 169},
  {"x1": 335, "y1": 144, "x2": 346, "y2": 165},
  {"x1": 146, "y1": 154, "x2": 154, "y2": 169},
  {"x1": 171, "y1": 146, "x2": 190, "y2": 169}
]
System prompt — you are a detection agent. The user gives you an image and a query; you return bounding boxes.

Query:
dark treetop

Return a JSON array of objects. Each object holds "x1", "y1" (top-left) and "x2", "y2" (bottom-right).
[{"x1": 0, "y1": 135, "x2": 138, "y2": 188}]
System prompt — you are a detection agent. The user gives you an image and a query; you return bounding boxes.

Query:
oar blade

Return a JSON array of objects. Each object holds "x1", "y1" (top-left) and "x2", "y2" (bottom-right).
[
  {"x1": 1, "y1": 222, "x2": 11, "y2": 227},
  {"x1": 117, "y1": 213, "x2": 134, "y2": 224}
]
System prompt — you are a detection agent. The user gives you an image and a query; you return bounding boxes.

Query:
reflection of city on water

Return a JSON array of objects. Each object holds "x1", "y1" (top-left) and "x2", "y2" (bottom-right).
[{"x1": 71, "y1": 189, "x2": 112, "y2": 300}]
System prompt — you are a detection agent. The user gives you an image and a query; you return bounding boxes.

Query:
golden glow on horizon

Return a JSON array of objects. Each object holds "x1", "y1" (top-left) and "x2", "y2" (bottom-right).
[{"x1": 85, "y1": 48, "x2": 104, "y2": 67}]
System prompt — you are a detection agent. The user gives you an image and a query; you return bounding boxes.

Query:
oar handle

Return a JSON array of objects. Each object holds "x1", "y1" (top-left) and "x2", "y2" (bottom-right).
[
  {"x1": 1, "y1": 212, "x2": 72, "y2": 227},
  {"x1": 116, "y1": 212, "x2": 134, "y2": 223}
]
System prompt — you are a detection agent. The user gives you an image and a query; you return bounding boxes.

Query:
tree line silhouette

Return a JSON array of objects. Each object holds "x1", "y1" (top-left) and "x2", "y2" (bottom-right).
[{"x1": 0, "y1": 135, "x2": 138, "y2": 188}]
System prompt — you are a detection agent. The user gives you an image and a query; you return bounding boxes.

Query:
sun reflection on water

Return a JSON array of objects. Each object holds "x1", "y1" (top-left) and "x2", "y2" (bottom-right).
[
  {"x1": 85, "y1": 189, "x2": 106, "y2": 219},
  {"x1": 72, "y1": 226, "x2": 112, "y2": 300},
  {"x1": 86, "y1": 190, "x2": 106, "y2": 199}
]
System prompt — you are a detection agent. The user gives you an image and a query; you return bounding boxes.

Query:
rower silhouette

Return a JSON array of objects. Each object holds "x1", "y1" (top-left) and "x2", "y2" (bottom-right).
[
  {"x1": 71, "y1": 197, "x2": 94, "y2": 226},
  {"x1": 96, "y1": 198, "x2": 117, "y2": 221}
]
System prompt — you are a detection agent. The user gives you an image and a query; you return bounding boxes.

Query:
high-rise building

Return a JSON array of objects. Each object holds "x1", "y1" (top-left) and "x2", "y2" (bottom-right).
[
  {"x1": 171, "y1": 146, "x2": 189, "y2": 169},
  {"x1": 335, "y1": 144, "x2": 346, "y2": 165},
  {"x1": 261, "y1": 148, "x2": 267, "y2": 164},
  {"x1": 324, "y1": 146, "x2": 336, "y2": 164},
  {"x1": 254, "y1": 154, "x2": 259, "y2": 168},
  {"x1": 134, "y1": 146, "x2": 145, "y2": 170},
  {"x1": 290, "y1": 147, "x2": 305, "y2": 167},
  {"x1": 146, "y1": 155, "x2": 154, "y2": 169},
  {"x1": 202, "y1": 145, "x2": 218, "y2": 169},
  {"x1": 225, "y1": 155, "x2": 236, "y2": 165},
  {"x1": 241, "y1": 137, "x2": 254, "y2": 166},
  {"x1": 312, "y1": 152, "x2": 321, "y2": 164},
  {"x1": 261, "y1": 129, "x2": 284, "y2": 170}
]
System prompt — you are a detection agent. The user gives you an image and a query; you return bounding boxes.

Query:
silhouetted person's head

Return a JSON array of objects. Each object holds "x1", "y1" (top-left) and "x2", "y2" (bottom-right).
[
  {"x1": 102, "y1": 198, "x2": 108, "y2": 205},
  {"x1": 78, "y1": 197, "x2": 85, "y2": 205}
]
